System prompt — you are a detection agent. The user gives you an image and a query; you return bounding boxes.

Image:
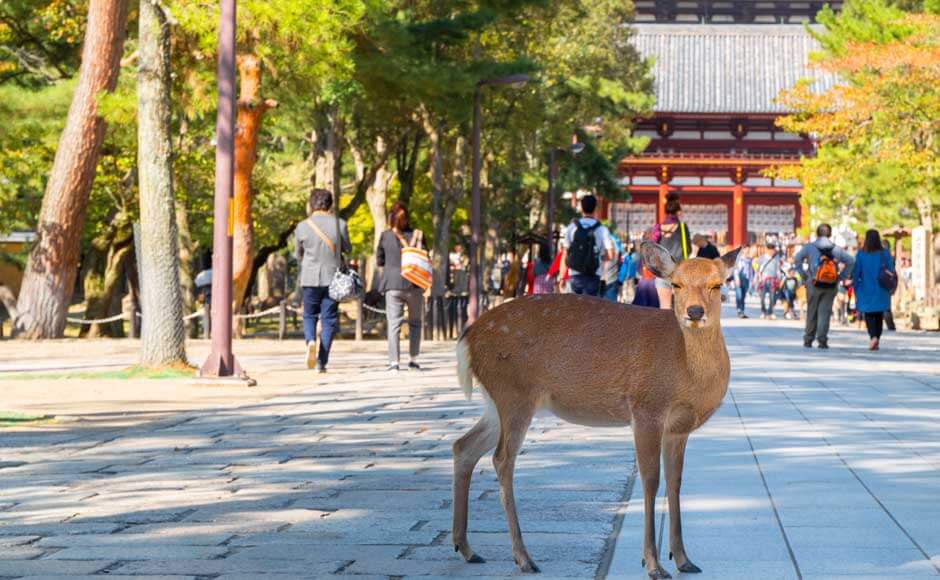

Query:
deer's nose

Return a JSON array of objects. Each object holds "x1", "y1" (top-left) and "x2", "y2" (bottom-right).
[{"x1": 686, "y1": 305, "x2": 705, "y2": 321}]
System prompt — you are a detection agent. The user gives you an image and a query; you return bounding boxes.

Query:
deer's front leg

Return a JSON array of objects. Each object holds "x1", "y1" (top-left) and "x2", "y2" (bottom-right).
[
  {"x1": 663, "y1": 433, "x2": 702, "y2": 574},
  {"x1": 634, "y1": 416, "x2": 671, "y2": 580}
]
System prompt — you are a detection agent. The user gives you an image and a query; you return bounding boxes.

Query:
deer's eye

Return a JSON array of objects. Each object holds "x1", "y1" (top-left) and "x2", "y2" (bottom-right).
[
  {"x1": 672, "y1": 283, "x2": 683, "y2": 290},
  {"x1": 709, "y1": 285, "x2": 722, "y2": 291}
]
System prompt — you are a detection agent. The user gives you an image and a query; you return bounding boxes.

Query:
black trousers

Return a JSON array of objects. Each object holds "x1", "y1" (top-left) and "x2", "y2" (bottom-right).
[{"x1": 863, "y1": 312, "x2": 884, "y2": 339}]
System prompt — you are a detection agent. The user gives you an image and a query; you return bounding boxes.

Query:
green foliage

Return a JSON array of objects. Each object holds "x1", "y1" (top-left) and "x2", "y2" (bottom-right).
[{"x1": 0, "y1": 0, "x2": 86, "y2": 86}]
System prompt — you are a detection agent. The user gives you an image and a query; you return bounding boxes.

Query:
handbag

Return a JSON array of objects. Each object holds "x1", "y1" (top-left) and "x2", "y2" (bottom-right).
[
  {"x1": 306, "y1": 216, "x2": 363, "y2": 303},
  {"x1": 394, "y1": 230, "x2": 433, "y2": 290},
  {"x1": 877, "y1": 250, "x2": 898, "y2": 295}
]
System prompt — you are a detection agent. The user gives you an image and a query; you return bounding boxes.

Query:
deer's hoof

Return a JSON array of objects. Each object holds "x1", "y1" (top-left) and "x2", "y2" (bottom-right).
[
  {"x1": 647, "y1": 564, "x2": 672, "y2": 579},
  {"x1": 677, "y1": 560, "x2": 702, "y2": 574},
  {"x1": 466, "y1": 553, "x2": 486, "y2": 564},
  {"x1": 516, "y1": 556, "x2": 541, "y2": 573}
]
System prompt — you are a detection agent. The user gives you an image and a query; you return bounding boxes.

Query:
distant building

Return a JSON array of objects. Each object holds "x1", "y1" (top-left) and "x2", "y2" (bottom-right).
[{"x1": 608, "y1": 1, "x2": 838, "y2": 246}]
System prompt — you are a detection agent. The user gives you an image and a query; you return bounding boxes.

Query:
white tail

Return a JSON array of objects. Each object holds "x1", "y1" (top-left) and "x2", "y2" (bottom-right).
[
  {"x1": 451, "y1": 243, "x2": 741, "y2": 578},
  {"x1": 456, "y1": 337, "x2": 474, "y2": 400}
]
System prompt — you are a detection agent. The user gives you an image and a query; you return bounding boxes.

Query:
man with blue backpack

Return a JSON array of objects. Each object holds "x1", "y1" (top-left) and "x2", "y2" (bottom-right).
[{"x1": 560, "y1": 195, "x2": 615, "y2": 296}]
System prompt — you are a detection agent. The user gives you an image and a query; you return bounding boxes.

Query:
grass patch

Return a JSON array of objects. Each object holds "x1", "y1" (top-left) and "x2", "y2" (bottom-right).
[
  {"x1": 0, "y1": 411, "x2": 54, "y2": 427},
  {"x1": 0, "y1": 365, "x2": 195, "y2": 381}
]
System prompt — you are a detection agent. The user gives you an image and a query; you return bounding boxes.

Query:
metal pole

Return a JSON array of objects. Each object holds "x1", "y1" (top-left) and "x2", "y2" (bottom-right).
[
  {"x1": 468, "y1": 86, "x2": 482, "y2": 325},
  {"x1": 200, "y1": 0, "x2": 245, "y2": 379},
  {"x1": 547, "y1": 149, "x2": 556, "y2": 258}
]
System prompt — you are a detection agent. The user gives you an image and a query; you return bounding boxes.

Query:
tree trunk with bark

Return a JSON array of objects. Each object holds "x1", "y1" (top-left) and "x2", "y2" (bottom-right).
[
  {"x1": 231, "y1": 54, "x2": 276, "y2": 330},
  {"x1": 13, "y1": 0, "x2": 129, "y2": 339},
  {"x1": 421, "y1": 112, "x2": 466, "y2": 298},
  {"x1": 137, "y1": 0, "x2": 186, "y2": 366},
  {"x1": 175, "y1": 200, "x2": 198, "y2": 337},
  {"x1": 311, "y1": 106, "x2": 344, "y2": 203},
  {"x1": 80, "y1": 215, "x2": 133, "y2": 337}
]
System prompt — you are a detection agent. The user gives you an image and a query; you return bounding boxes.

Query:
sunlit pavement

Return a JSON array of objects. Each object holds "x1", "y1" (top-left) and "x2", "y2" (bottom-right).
[{"x1": 0, "y1": 301, "x2": 937, "y2": 579}]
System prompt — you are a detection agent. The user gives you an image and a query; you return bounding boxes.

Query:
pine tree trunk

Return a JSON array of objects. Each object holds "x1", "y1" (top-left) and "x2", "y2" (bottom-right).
[
  {"x1": 137, "y1": 0, "x2": 186, "y2": 366},
  {"x1": 231, "y1": 54, "x2": 276, "y2": 332},
  {"x1": 312, "y1": 107, "x2": 344, "y2": 202},
  {"x1": 12, "y1": 0, "x2": 129, "y2": 339}
]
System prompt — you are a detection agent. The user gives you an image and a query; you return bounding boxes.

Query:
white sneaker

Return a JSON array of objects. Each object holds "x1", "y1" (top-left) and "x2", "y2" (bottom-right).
[{"x1": 305, "y1": 342, "x2": 317, "y2": 369}]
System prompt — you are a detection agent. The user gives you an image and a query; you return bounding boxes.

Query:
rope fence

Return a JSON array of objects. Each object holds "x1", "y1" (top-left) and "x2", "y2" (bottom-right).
[{"x1": 61, "y1": 294, "x2": 469, "y2": 342}]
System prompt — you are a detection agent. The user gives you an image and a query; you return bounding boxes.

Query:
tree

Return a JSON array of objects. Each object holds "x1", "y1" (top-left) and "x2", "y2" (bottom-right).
[
  {"x1": 13, "y1": 0, "x2": 129, "y2": 339},
  {"x1": 137, "y1": 0, "x2": 186, "y2": 365},
  {"x1": 775, "y1": 3, "x2": 940, "y2": 235}
]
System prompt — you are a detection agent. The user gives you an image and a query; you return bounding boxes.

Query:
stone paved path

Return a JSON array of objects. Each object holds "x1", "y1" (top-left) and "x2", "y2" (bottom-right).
[{"x1": 0, "y1": 304, "x2": 938, "y2": 580}]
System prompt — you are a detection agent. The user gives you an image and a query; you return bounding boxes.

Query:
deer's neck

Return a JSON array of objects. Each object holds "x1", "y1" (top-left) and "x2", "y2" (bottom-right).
[{"x1": 681, "y1": 325, "x2": 730, "y2": 393}]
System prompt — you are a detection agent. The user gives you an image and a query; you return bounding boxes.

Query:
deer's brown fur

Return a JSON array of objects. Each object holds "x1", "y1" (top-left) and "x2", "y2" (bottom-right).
[{"x1": 452, "y1": 242, "x2": 740, "y2": 579}]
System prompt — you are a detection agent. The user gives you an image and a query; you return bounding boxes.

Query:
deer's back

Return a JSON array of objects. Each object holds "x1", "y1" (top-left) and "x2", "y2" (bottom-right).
[{"x1": 465, "y1": 295, "x2": 688, "y2": 423}]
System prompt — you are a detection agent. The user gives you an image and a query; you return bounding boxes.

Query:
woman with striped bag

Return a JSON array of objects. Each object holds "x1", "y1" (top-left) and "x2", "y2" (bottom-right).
[{"x1": 377, "y1": 201, "x2": 431, "y2": 371}]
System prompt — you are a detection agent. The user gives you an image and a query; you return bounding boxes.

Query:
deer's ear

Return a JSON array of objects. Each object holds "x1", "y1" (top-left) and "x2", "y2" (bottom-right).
[
  {"x1": 641, "y1": 242, "x2": 676, "y2": 279},
  {"x1": 716, "y1": 247, "x2": 742, "y2": 278}
]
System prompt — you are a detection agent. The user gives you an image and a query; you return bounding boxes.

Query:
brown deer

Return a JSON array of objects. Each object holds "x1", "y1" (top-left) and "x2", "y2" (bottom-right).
[{"x1": 452, "y1": 242, "x2": 740, "y2": 579}]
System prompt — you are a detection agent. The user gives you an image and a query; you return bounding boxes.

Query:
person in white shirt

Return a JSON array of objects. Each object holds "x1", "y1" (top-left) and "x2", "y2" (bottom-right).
[{"x1": 559, "y1": 194, "x2": 615, "y2": 296}]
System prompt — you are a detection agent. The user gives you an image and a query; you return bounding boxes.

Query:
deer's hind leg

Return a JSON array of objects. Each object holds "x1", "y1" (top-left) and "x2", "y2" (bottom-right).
[
  {"x1": 493, "y1": 399, "x2": 538, "y2": 573},
  {"x1": 453, "y1": 395, "x2": 499, "y2": 563},
  {"x1": 664, "y1": 432, "x2": 701, "y2": 573}
]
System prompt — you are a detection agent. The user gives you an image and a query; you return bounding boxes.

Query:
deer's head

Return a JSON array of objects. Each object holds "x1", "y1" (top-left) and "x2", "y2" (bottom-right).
[{"x1": 641, "y1": 242, "x2": 741, "y2": 330}]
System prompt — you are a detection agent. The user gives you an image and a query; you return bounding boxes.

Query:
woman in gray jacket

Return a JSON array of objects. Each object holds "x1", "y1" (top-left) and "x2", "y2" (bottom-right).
[
  {"x1": 376, "y1": 201, "x2": 427, "y2": 371},
  {"x1": 295, "y1": 188, "x2": 351, "y2": 372}
]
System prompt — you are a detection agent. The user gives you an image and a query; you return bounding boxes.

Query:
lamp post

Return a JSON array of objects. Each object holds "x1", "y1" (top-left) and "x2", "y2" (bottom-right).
[
  {"x1": 199, "y1": 0, "x2": 249, "y2": 382},
  {"x1": 546, "y1": 139, "x2": 584, "y2": 258},
  {"x1": 467, "y1": 74, "x2": 529, "y2": 326}
]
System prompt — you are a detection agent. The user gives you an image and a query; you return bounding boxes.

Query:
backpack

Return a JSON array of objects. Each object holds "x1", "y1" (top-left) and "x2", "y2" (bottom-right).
[
  {"x1": 566, "y1": 220, "x2": 601, "y2": 274},
  {"x1": 660, "y1": 221, "x2": 690, "y2": 263},
  {"x1": 814, "y1": 246, "x2": 839, "y2": 288}
]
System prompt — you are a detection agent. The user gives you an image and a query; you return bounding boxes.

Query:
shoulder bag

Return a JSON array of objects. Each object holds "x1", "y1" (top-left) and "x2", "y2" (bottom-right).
[
  {"x1": 306, "y1": 215, "x2": 363, "y2": 302},
  {"x1": 394, "y1": 229, "x2": 433, "y2": 290},
  {"x1": 877, "y1": 250, "x2": 898, "y2": 295}
]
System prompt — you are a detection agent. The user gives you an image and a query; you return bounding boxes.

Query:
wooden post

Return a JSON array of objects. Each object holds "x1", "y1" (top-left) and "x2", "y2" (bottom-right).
[
  {"x1": 355, "y1": 298, "x2": 363, "y2": 341},
  {"x1": 278, "y1": 300, "x2": 287, "y2": 341}
]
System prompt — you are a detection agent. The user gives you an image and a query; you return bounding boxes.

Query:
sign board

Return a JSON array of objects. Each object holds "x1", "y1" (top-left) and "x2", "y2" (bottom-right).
[{"x1": 911, "y1": 226, "x2": 928, "y2": 300}]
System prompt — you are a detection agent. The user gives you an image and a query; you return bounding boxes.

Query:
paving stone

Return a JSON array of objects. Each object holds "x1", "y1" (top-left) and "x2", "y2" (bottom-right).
[
  {"x1": 45, "y1": 545, "x2": 227, "y2": 560},
  {"x1": 0, "y1": 560, "x2": 113, "y2": 576}
]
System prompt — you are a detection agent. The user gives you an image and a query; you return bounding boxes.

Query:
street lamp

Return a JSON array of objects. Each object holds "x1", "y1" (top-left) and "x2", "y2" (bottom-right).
[
  {"x1": 546, "y1": 139, "x2": 585, "y2": 258},
  {"x1": 199, "y1": 0, "x2": 250, "y2": 383},
  {"x1": 467, "y1": 74, "x2": 530, "y2": 326}
]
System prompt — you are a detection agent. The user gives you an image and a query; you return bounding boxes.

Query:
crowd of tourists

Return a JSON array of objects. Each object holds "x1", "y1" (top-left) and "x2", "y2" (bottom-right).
[{"x1": 292, "y1": 188, "x2": 902, "y2": 374}]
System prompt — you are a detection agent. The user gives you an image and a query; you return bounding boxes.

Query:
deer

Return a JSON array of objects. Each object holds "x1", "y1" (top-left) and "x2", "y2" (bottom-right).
[{"x1": 451, "y1": 241, "x2": 741, "y2": 579}]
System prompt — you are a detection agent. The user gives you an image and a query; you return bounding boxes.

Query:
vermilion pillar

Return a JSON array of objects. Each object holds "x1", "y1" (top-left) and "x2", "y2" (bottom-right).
[
  {"x1": 657, "y1": 183, "x2": 668, "y2": 223},
  {"x1": 732, "y1": 183, "x2": 745, "y2": 247}
]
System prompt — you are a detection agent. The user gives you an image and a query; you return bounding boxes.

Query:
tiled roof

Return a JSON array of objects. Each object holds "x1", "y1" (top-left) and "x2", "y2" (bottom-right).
[{"x1": 632, "y1": 24, "x2": 836, "y2": 114}]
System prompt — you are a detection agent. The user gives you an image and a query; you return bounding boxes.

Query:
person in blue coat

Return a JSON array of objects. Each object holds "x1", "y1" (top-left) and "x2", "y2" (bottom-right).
[{"x1": 852, "y1": 229, "x2": 895, "y2": 351}]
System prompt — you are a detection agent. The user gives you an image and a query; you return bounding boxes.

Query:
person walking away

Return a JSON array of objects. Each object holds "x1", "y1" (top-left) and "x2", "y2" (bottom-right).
[
  {"x1": 601, "y1": 229, "x2": 623, "y2": 301},
  {"x1": 377, "y1": 201, "x2": 428, "y2": 371},
  {"x1": 618, "y1": 244, "x2": 639, "y2": 302},
  {"x1": 560, "y1": 194, "x2": 614, "y2": 296},
  {"x1": 756, "y1": 243, "x2": 782, "y2": 320},
  {"x1": 295, "y1": 188, "x2": 352, "y2": 372},
  {"x1": 526, "y1": 242, "x2": 556, "y2": 295},
  {"x1": 650, "y1": 192, "x2": 692, "y2": 309},
  {"x1": 448, "y1": 244, "x2": 470, "y2": 331},
  {"x1": 781, "y1": 260, "x2": 800, "y2": 320},
  {"x1": 692, "y1": 233, "x2": 720, "y2": 259},
  {"x1": 733, "y1": 244, "x2": 753, "y2": 318},
  {"x1": 853, "y1": 230, "x2": 896, "y2": 350},
  {"x1": 793, "y1": 223, "x2": 855, "y2": 349}
]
